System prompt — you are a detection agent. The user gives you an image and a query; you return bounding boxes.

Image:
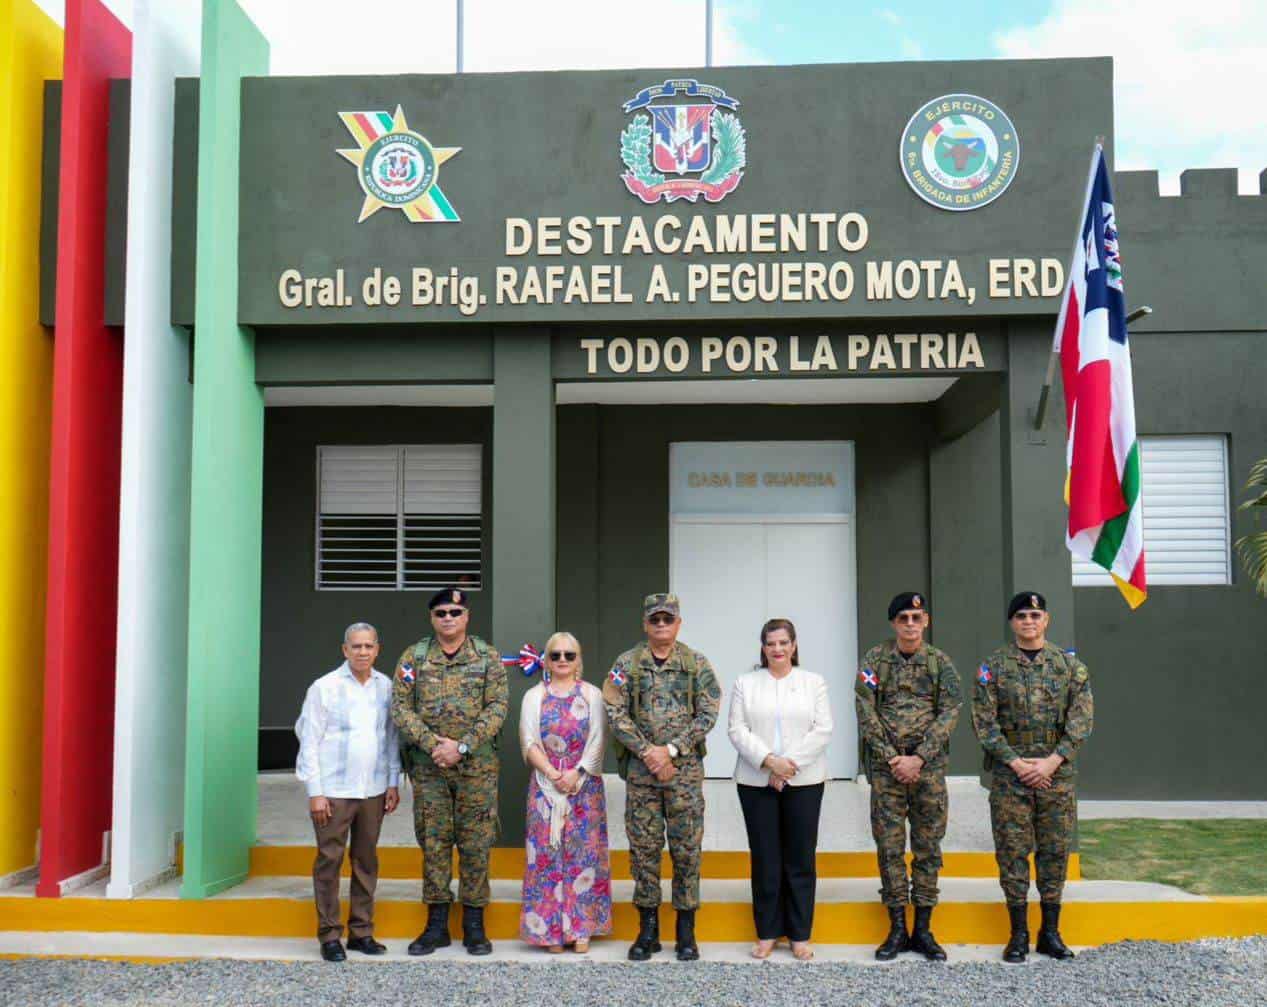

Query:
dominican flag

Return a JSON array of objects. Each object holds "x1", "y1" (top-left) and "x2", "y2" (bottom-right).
[{"x1": 1054, "y1": 145, "x2": 1147, "y2": 609}]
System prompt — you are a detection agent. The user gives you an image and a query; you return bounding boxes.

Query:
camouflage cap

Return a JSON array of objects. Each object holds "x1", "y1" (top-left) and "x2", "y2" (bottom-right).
[{"x1": 643, "y1": 593, "x2": 680, "y2": 619}]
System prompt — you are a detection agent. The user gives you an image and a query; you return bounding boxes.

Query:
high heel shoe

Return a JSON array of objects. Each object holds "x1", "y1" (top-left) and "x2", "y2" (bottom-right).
[
  {"x1": 791, "y1": 941, "x2": 814, "y2": 961},
  {"x1": 573, "y1": 940, "x2": 589, "y2": 954}
]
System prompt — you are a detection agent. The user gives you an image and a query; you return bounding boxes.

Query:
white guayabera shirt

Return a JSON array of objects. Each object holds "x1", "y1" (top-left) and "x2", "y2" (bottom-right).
[{"x1": 295, "y1": 662, "x2": 401, "y2": 799}]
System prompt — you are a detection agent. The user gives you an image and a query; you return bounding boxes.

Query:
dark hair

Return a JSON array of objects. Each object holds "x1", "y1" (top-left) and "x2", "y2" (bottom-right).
[{"x1": 759, "y1": 618, "x2": 799, "y2": 667}]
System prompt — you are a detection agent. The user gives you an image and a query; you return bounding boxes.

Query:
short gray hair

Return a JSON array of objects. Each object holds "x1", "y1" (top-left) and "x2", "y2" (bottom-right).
[{"x1": 344, "y1": 622, "x2": 379, "y2": 644}]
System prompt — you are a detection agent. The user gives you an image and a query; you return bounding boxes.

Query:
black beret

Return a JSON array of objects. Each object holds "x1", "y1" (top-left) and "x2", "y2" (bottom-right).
[
  {"x1": 1007, "y1": 591, "x2": 1047, "y2": 619},
  {"x1": 428, "y1": 587, "x2": 470, "y2": 610},
  {"x1": 887, "y1": 592, "x2": 927, "y2": 621}
]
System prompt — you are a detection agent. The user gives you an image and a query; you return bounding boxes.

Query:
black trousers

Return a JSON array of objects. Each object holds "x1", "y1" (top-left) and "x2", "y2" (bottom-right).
[{"x1": 737, "y1": 782, "x2": 825, "y2": 941}]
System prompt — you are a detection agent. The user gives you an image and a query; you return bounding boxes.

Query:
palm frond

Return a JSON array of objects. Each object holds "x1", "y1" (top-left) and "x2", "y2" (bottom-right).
[{"x1": 1235, "y1": 531, "x2": 1267, "y2": 597}]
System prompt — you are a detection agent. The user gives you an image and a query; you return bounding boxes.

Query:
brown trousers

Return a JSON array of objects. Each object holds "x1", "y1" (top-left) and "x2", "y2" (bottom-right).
[{"x1": 311, "y1": 793, "x2": 386, "y2": 943}]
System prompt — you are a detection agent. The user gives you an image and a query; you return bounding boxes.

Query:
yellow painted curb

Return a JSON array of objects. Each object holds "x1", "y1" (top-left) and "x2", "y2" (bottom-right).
[
  {"x1": 245, "y1": 846, "x2": 1079, "y2": 881},
  {"x1": 2, "y1": 895, "x2": 1260, "y2": 944}
]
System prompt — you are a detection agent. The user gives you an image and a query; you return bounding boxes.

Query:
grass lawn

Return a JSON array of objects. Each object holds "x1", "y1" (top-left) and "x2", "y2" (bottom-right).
[{"x1": 1078, "y1": 819, "x2": 1267, "y2": 895}]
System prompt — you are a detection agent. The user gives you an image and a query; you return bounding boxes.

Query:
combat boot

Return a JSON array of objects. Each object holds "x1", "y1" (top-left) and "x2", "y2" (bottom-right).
[
  {"x1": 1035, "y1": 903, "x2": 1076, "y2": 960},
  {"x1": 1002, "y1": 903, "x2": 1029, "y2": 963},
  {"x1": 461, "y1": 904, "x2": 493, "y2": 956},
  {"x1": 674, "y1": 909, "x2": 700, "y2": 961},
  {"x1": 407, "y1": 902, "x2": 451, "y2": 956},
  {"x1": 874, "y1": 905, "x2": 910, "y2": 960},
  {"x1": 628, "y1": 906, "x2": 661, "y2": 961},
  {"x1": 908, "y1": 905, "x2": 947, "y2": 961}
]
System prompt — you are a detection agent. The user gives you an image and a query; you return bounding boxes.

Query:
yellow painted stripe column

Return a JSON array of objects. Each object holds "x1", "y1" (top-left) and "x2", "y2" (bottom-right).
[{"x1": 0, "y1": 0, "x2": 62, "y2": 882}]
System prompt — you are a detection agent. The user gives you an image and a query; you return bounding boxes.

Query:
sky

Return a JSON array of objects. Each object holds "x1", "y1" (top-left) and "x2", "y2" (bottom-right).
[{"x1": 29, "y1": 0, "x2": 1267, "y2": 194}]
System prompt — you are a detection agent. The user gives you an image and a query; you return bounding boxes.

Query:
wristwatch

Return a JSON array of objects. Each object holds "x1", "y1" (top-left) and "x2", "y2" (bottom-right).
[
  {"x1": 457, "y1": 742, "x2": 469, "y2": 757},
  {"x1": 666, "y1": 743, "x2": 680, "y2": 759}
]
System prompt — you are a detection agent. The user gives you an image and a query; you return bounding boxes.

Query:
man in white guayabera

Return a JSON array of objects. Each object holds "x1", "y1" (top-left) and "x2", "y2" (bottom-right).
[{"x1": 296, "y1": 622, "x2": 401, "y2": 962}]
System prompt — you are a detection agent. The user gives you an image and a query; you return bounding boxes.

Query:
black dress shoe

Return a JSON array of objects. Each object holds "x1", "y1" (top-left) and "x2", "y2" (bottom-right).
[
  {"x1": 320, "y1": 940, "x2": 346, "y2": 962},
  {"x1": 347, "y1": 935, "x2": 387, "y2": 955}
]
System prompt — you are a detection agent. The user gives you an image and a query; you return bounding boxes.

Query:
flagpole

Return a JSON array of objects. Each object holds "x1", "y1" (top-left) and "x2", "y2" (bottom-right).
[
  {"x1": 1033, "y1": 138, "x2": 1107, "y2": 431},
  {"x1": 705, "y1": 0, "x2": 714, "y2": 68}
]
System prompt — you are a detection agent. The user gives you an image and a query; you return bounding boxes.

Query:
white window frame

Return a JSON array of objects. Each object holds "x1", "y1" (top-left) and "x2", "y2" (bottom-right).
[{"x1": 1072, "y1": 434, "x2": 1232, "y2": 588}]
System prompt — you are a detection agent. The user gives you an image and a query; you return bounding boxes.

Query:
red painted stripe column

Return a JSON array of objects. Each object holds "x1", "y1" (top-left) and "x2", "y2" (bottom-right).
[{"x1": 38, "y1": 0, "x2": 131, "y2": 897}]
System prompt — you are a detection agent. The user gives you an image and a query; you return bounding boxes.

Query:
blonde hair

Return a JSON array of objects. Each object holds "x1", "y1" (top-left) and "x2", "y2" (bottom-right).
[{"x1": 543, "y1": 631, "x2": 583, "y2": 679}]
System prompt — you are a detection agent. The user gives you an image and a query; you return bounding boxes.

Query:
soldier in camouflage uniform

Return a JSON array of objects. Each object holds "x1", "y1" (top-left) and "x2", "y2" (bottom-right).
[
  {"x1": 602, "y1": 593, "x2": 720, "y2": 962},
  {"x1": 855, "y1": 591, "x2": 962, "y2": 961},
  {"x1": 972, "y1": 591, "x2": 1093, "y2": 964},
  {"x1": 390, "y1": 587, "x2": 507, "y2": 957}
]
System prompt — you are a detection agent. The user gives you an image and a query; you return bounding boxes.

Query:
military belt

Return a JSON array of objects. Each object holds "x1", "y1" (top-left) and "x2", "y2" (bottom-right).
[
  {"x1": 894, "y1": 739, "x2": 923, "y2": 756},
  {"x1": 1003, "y1": 728, "x2": 1061, "y2": 748}
]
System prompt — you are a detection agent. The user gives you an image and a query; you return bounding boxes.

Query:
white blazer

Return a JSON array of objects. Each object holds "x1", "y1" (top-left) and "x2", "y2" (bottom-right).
[{"x1": 727, "y1": 667, "x2": 834, "y2": 787}]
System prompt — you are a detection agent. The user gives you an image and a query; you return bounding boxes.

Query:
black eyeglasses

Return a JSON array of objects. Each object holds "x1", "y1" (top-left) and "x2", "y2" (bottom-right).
[
  {"x1": 647, "y1": 614, "x2": 676, "y2": 626},
  {"x1": 549, "y1": 651, "x2": 578, "y2": 662},
  {"x1": 432, "y1": 608, "x2": 467, "y2": 619}
]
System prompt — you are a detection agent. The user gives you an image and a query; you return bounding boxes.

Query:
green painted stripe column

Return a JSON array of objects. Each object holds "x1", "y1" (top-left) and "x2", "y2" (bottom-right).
[
  {"x1": 492, "y1": 329, "x2": 555, "y2": 848},
  {"x1": 181, "y1": 0, "x2": 268, "y2": 899}
]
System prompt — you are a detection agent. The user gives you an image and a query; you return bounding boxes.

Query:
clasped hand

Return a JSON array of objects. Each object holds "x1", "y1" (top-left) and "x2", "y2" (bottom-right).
[
  {"x1": 549, "y1": 768, "x2": 583, "y2": 795},
  {"x1": 765, "y1": 754, "x2": 798, "y2": 791},
  {"x1": 642, "y1": 744, "x2": 677, "y2": 782},
  {"x1": 431, "y1": 737, "x2": 462, "y2": 768},
  {"x1": 888, "y1": 754, "x2": 924, "y2": 784},
  {"x1": 1009, "y1": 754, "x2": 1062, "y2": 789}
]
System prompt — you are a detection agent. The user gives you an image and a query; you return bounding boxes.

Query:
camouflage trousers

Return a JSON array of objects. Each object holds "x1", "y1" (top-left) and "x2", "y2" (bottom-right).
[
  {"x1": 989, "y1": 770, "x2": 1076, "y2": 906},
  {"x1": 410, "y1": 757, "x2": 498, "y2": 907},
  {"x1": 625, "y1": 761, "x2": 704, "y2": 911},
  {"x1": 869, "y1": 764, "x2": 948, "y2": 908}
]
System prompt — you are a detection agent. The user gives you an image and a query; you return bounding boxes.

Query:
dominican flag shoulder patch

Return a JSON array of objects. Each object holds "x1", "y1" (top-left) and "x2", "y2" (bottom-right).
[
  {"x1": 859, "y1": 668, "x2": 878, "y2": 691},
  {"x1": 609, "y1": 668, "x2": 627, "y2": 687},
  {"x1": 977, "y1": 664, "x2": 993, "y2": 685},
  {"x1": 399, "y1": 663, "x2": 415, "y2": 685}
]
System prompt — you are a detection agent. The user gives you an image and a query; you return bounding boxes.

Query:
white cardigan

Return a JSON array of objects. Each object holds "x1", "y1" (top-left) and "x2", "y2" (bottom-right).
[
  {"x1": 518, "y1": 680, "x2": 607, "y2": 845},
  {"x1": 727, "y1": 667, "x2": 834, "y2": 787}
]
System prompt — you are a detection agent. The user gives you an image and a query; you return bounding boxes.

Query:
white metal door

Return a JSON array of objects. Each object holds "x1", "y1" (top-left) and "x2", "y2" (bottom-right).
[{"x1": 670, "y1": 516, "x2": 858, "y2": 778}]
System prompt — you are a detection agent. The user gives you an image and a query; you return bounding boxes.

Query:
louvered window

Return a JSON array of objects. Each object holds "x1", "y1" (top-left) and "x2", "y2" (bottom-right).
[
  {"x1": 317, "y1": 445, "x2": 483, "y2": 591},
  {"x1": 1072, "y1": 435, "x2": 1231, "y2": 587}
]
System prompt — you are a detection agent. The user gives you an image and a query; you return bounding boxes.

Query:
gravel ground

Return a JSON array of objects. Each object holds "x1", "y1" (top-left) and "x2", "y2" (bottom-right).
[{"x1": 1, "y1": 938, "x2": 1264, "y2": 1007}]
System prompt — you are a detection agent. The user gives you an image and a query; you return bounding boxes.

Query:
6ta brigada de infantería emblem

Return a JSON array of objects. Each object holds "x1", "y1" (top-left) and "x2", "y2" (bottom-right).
[
  {"x1": 900, "y1": 93, "x2": 1019, "y2": 211},
  {"x1": 337, "y1": 105, "x2": 461, "y2": 223},
  {"x1": 619, "y1": 79, "x2": 747, "y2": 204}
]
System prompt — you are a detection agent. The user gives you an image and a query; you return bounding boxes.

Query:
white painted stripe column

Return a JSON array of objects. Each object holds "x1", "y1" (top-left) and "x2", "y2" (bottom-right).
[{"x1": 108, "y1": 0, "x2": 200, "y2": 899}]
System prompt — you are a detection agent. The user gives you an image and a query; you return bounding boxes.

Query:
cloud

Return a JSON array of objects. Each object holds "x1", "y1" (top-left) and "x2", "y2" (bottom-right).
[
  {"x1": 230, "y1": 0, "x2": 767, "y2": 75},
  {"x1": 994, "y1": 0, "x2": 1267, "y2": 194}
]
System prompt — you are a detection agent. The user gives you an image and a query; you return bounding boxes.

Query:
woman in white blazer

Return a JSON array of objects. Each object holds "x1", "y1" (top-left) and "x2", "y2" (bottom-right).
[{"x1": 727, "y1": 618, "x2": 833, "y2": 961}]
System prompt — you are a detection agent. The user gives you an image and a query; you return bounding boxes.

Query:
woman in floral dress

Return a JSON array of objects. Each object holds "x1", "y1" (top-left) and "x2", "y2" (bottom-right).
[{"x1": 517, "y1": 632, "x2": 612, "y2": 952}]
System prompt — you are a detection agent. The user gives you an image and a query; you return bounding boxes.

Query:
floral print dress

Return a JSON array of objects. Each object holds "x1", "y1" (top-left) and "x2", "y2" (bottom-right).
[{"x1": 520, "y1": 683, "x2": 613, "y2": 946}]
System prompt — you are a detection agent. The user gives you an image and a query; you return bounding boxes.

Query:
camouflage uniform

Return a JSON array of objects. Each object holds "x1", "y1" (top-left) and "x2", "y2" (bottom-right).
[
  {"x1": 602, "y1": 641, "x2": 720, "y2": 911},
  {"x1": 391, "y1": 636, "x2": 508, "y2": 907},
  {"x1": 855, "y1": 641, "x2": 962, "y2": 908},
  {"x1": 971, "y1": 642, "x2": 1093, "y2": 906}
]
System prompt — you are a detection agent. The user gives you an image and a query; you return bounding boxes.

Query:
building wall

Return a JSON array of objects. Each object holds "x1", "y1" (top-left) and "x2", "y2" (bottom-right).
[
  {"x1": 1075, "y1": 330, "x2": 1267, "y2": 800},
  {"x1": 259, "y1": 406, "x2": 495, "y2": 764}
]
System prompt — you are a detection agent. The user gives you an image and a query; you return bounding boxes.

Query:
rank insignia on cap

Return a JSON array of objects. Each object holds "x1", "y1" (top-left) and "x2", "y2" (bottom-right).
[
  {"x1": 609, "y1": 668, "x2": 627, "y2": 687},
  {"x1": 859, "y1": 668, "x2": 878, "y2": 690},
  {"x1": 977, "y1": 664, "x2": 993, "y2": 685},
  {"x1": 912, "y1": 595, "x2": 922, "y2": 608},
  {"x1": 399, "y1": 663, "x2": 415, "y2": 685}
]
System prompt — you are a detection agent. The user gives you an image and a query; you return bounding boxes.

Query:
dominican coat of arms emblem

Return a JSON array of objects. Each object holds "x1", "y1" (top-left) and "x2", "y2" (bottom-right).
[{"x1": 619, "y1": 78, "x2": 747, "y2": 204}]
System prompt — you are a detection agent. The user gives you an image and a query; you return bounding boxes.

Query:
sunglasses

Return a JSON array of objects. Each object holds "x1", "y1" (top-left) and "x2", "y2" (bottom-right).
[
  {"x1": 1013, "y1": 611, "x2": 1044, "y2": 621},
  {"x1": 895, "y1": 613, "x2": 925, "y2": 624},
  {"x1": 549, "y1": 651, "x2": 578, "y2": 662},
  {"x1": 432, "y1": 608, "x2": 467, "y2": 619},
  {"x1": 647, "y1": 614, "x2": 677, "y2": 626}
]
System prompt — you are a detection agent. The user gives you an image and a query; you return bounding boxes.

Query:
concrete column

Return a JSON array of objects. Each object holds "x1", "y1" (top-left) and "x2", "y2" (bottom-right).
[
  {"x1": 1000, "y1": 321, "x2": 1076, "y2": 645},
  {"x1": 492, "y1": 329, "x2": 555, "y2": 847}
]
